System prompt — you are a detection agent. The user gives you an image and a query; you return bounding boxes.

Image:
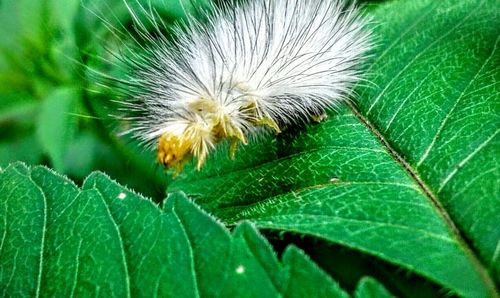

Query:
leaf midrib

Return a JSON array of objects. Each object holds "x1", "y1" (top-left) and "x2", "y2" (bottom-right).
[
  {"x1": 8, "y1": 167, "x2": 47, "y2": 298},
  {"x1": 357, "y1": 0, "x2": 499, "y2": 292},
  {"x1": 346, "y1": 100, "x2": 498, "y2": 295}
]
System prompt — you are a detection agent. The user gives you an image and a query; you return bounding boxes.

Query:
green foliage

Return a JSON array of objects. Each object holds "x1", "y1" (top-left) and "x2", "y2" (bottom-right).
[
  {"x1": 36, "y1": 87, "x2": 80, "y2": 171},
  {"x1": 0, "y1": 0, "x2": 185, "y2": 199},
  {"x1": 355, "y1": 277, "x2": 396, "y2": 298},
  {"x1": 170, "y1": 0, "x2": 500, "y2": 296},
  {"x1": 0, "y1": 162, "x2": 367, "y2": 297},
  {"x1": 0, "y1": 0, "x2": 498, "y2": 297}
]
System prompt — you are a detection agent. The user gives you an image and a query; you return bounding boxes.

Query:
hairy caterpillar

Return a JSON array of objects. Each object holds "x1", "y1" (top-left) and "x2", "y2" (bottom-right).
[{"x1": 105, "y1": 0, "x2": 372, "y2": 174}]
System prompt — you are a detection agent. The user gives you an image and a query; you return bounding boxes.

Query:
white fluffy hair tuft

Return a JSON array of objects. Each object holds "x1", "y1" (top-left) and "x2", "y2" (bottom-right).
[{"x1": 105, "y1": 0, "x2": 372, "y2": 173}]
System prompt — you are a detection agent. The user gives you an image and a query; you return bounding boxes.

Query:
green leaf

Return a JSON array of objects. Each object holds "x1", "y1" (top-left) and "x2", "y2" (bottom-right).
[
  {"x1": 282, "y1": 246, "x2": 350, "y2": 298},
  {"x1": 170, "y1": 0, "x2": 500, "y2": 296},
  {"x1": 46, "y1": 0, "x2": 81, "y2": 81},
  {"x1": 0, "y1": 92, "x2": 43, "y2": 167},
  {"x1": 0, "y1": 134, "x2": 43, "y2": 167},
  {"x1": 36, "y1": 87, "x2": 80, "y2": 171},
  {"x1": 361, "y1": 0, "x2": 500, "y2": 282},
  {"x1": 0, "y1": 92, "x2": 37, "y2": 119},
  {"x1": 0, "y1": 0, "x2": 53, "y2": 89},
  {"x1": 0, "y1": 0, "x2": 47, "y2": 55},
  {"x1": 0, "y1": 162, "x2": 350, "y2": 297},
  {"x1": 354, "y1": 277, "x2": 395, "y2": 298}
]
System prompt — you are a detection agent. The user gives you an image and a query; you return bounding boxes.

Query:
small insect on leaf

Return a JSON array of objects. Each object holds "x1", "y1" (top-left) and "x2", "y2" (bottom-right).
[{"x1": 105, "y1": 0, "x2": 372, "y2": 175}]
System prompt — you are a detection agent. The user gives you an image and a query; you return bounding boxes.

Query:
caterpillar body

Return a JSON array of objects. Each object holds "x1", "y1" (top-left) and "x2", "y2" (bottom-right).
[{"x1": 109, "y1": 0, "x2": 372, "y2": 174}]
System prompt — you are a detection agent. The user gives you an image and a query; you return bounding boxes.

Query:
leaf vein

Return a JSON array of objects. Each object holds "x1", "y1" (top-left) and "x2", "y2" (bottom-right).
[
  {"x1": 255, "y1": 215, "x2": 454, "y2": 243},
  {"x1": 366, "y1": 1, "x2": 484, "y2": 115},
  {"x1": 417, "y1": 33, "x2": 500, "y2": 167},
  {"x1": 438, "y1": 128, "x2": 500, "y2": 192},
  {"x1": 360, "y1": 1, "x2": 436, "y2": 85},
  {"x1": 69, "y1": 239, "x2": 83, "y2": 298},
  {"x1": 93, "y1": 189, "x2": 132, "y2": 298},
  {"x1": 346, "y1": 98, "x2": 497, "y2": 293},
  {"x1": 170, "y1": 207, "x2": 201, "y2": 298}
]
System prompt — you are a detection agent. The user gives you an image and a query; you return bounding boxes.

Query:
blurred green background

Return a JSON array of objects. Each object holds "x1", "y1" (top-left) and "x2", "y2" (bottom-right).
[{"x1": 0, "y1": 0, "x2": 211, "y2": 200}]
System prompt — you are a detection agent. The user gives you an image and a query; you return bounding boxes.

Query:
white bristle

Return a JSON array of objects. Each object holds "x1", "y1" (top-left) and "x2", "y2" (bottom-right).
[{"x1": 105, "y1": 0, "x2": 372, "y2": 171}]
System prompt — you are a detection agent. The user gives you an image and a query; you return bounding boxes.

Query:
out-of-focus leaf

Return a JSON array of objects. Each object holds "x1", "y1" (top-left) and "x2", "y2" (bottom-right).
[
  {"x1": 46, "y1": 0, "x2": 86, "y2": 82},
  {"x1": 0, "y1": 92, "x2": 38, "y2": 122},
  {"x1": 36, "y1": 87, "x2": 80, "y2": 171},
  {"x1": 62, "y1": 131, "x2": 100, "y2": 179},
  {"x1": 0, "y1": 0, "x2": 46, "y2": 54},
  {"x1": 354, "y1": 277, "x2": 396, "y2": 298},
  {"x1": 0, "y1": 134, "x2": 43, "y2": 166},
  {"x1": 0, "y1": 92, "x2": 42, "y2": 166}
]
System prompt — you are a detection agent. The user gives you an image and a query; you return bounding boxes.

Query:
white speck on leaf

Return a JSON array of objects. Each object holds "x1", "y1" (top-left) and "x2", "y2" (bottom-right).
[
  {"x1": 117, "y1": 192, "x2": 127, "y2": 200},
  {"x1": 236, "y1": 265, "x2": 245, "y2": 274}
]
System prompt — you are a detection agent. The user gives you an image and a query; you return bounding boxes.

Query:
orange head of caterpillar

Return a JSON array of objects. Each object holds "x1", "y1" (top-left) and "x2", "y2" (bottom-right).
[
  {"x1": 157, "y1": 133, "x2": 193, "y2": 174},
  {"x1": 156, "y1": 97, "x2": 247, "y2": 175},
  {"x1": 156, "y1": 92, "x2": 282, "y2": 175}
]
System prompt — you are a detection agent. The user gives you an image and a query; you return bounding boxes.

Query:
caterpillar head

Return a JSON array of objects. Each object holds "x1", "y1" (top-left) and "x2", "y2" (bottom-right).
[
  {"x1": 156, "y1": 97, "x2": 247, "y2": 175},
  {"x1": 156, "y1": 94, "x2": 281, "y2": 175},
  {"x1": 109, "y1": 0, "x2": 371, "y2": 176}
]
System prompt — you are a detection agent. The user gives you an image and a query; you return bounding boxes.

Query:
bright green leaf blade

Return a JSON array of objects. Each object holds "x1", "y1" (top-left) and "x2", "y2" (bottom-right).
[
  {"x1": 0, "y1": 162, "x2": 352, "y2": 297},
  {"x1": 163, "y1": 188, "x2": 233, "y2": 297},
  {"x1": 231, "y1": 223, "x2": 286, "y2": 292},
  {"x1": 36, "y1": 87, "x2": 79, "y2": 171},
  {"x1": 172, "y1": 106, "x2": 493, "y2": 297},
  {"x1": 359, "y1": 0, "x2": 500, "y2": 280},
  {"x1": 170, "y1": 0, "x2": 499, "y2": 296},
  {"x1": 82, "y1": 172, "x2": 198, "y2": 297},
  {"x1": 282, "y1": 246, "x2": 349, "y2": 298},
  {"x1": 29, "y1": 167, "x2": 130, "y2": 297},
  {"x1": 217, "y1": 223, "x2": 282, "y2": 297},
  {"x1": 51, "y1": 189, "x2": 131, "y2": 297},
  {"x1": 354, "y1": 277, "x2": 396, "y2": 298},
  {"x1": 0, "y1": 164, "x2": 45, "y2": 297}
]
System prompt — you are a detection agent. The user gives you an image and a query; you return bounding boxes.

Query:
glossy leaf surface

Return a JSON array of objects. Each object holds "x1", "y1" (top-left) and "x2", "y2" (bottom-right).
[
  {"x1": 0, "y1": 163, "x2": 352, "y2": 297},
  {"x1": 170, "y1": 0, "x2": 500, "y2": 296}
]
